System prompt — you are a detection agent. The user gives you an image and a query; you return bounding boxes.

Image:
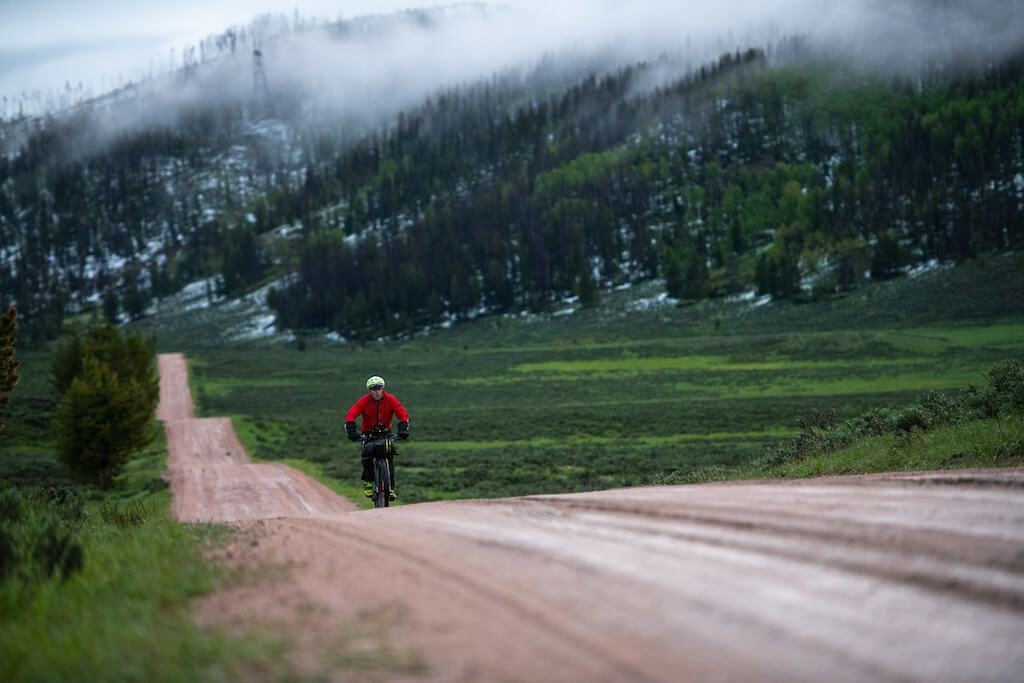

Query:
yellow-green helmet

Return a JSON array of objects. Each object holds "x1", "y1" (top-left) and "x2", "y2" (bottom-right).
[{"x1": 366, "y1": 375, "x2": 385, "y2": 390}]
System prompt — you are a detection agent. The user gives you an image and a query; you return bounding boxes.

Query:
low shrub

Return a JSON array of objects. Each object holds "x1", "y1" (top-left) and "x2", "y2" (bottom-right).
[
  {"x1": 99, "y1": 501, "x2": 154, "y2": 528},
  {"x1": 754, "y1": 359, "x2": 1023, "y2": 470},
  {"x1": 656, "y1": 464, "x2": 733, "y2": 485},
  {"x1": 987, "y1": 359, "x2": 1024, "y2": 411},
  {"x1": 0, "y1": 486, "x2": 87, "y2": 597}
]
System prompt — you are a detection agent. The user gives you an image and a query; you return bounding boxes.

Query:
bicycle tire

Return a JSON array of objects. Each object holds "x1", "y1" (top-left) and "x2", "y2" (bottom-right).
[{"x1": 373, "y1": 457, "x2": 391, "y2": 508}]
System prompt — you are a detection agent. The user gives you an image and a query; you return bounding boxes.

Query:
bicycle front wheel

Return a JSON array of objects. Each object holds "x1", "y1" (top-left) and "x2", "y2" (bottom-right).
[{"x1": 373, "y1": 457, "x2": 391, "y2": 508}]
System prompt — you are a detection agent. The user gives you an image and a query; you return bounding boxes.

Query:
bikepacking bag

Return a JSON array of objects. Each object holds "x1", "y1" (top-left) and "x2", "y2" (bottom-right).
[{"x1": 363, "y1": 436, "x2": 396, "y2": 457}]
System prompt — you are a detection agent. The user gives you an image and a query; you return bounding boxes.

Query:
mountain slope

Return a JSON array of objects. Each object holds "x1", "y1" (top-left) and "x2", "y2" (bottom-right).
[{"x1": 1, "y1": 5, "x2": 1022, "y2": 340}]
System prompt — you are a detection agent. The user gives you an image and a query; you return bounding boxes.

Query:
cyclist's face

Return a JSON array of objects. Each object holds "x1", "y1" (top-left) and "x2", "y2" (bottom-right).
[{"x1": 369, "y1": 386, "x2": 384, "y2": 398}]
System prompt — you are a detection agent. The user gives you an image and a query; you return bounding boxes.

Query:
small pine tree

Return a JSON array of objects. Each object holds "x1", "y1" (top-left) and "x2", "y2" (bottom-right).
[
  {"x1": 870, "y1": 232, "x2": 904, "y2": 280},
  {"x1": 576, "y1": 263, "x2": 600, "y2": 308},
  {"x1": 663, "y1": 245, "x2": 686, "y2": 299},
  {"x1": 663, "y1": 240, "x2": 709, "y2": 301},
  {"x1": 682, "y1": 248, "x2": 709, "y2": 300},
  {"x1": 56, "y1": 358, "x2": 156, "y2": 489},
  {"x1": 51, "y1": 322, "x2": 158, "y2": 402},
  {"x1": 0, "y1": 306, "x2": 20, "y2": 432},
  {"x1": 102, "y1": 289, "x2": 120, "y2": 324},
  {"x1": 755, "y1": 248, "x2": 801, "y2": 299}
]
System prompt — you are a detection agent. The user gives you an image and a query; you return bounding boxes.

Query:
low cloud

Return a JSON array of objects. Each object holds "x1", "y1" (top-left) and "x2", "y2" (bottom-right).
[{"x1": 4, "y1": 1, "x2": 1022, "y2": 147}]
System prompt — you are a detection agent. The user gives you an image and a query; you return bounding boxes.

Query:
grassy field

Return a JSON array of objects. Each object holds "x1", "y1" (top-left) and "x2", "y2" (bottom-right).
[
  {"x1": 5, "y1": 256, "x2": 1022, "y2": 509},
  {"x1": 173, "y1": 256, "x2": 1024, "y2": 505}
]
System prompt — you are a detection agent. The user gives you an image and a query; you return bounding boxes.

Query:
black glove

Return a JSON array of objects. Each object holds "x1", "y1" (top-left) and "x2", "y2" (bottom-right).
[
  {"x1": 397, "y1": 421, "x2": 410, "y2": 440},
  {"x1": 345, "y1": 421, "x2": 360, "y2": 442}
]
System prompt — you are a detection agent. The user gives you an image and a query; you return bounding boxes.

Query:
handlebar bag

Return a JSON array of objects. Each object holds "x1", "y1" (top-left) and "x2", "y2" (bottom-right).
[{"x1": 362, "y1": 437, "x2": 395, "y2": 457}]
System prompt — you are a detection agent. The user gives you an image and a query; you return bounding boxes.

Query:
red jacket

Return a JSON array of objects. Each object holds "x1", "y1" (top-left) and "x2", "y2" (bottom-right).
[{"x1": 344, "y1": 391, "x2": 410, "y2": 433}]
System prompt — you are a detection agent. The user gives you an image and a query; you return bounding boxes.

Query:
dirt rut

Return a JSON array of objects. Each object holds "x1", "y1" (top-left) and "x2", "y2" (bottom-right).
[{"x1": 158, "y1": 353, "x2": 1024, "y2": 682}]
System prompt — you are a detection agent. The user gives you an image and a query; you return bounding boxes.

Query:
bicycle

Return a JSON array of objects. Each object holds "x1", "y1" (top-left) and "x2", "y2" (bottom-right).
[{"x1": 361, "y1": 430, "x2": 397, "y2": 508}]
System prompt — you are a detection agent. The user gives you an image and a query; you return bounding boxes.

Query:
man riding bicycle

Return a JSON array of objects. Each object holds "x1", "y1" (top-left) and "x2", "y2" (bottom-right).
[{"x1": 344, "y1": 375, "x2": 410, "y2": 500}]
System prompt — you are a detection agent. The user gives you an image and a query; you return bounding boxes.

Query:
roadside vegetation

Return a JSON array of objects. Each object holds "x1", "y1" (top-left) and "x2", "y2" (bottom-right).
[
  {"x1": 52, "y1": 323, "x2": 160, "y2": 488},
  {"x1": 659, "y1": 359, "x2": 1024, "y2": 484},
  {"x1": 0, "y1": 327, "x2": 281, "y2": 683}
]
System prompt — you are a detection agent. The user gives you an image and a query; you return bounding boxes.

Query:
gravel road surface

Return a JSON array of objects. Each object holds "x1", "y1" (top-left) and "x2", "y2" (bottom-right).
[{"x1": 158, "y1": 353, "x2": 1024, "y2": 682}]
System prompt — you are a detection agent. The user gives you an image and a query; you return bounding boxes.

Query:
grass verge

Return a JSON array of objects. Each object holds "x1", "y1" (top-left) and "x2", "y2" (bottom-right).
[
  {"x1": 768, "y1": 414, "x2": 1024, "y2": 478},
  {"x1": 659, "y1": 359, "x2": 1024, "y2": 485},
  {"x1": 0, "y1": 425, "x2": 291, "y2": 683}
]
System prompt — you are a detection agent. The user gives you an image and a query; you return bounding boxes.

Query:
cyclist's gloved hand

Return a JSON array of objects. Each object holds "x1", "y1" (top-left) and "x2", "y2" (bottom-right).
[
  {"x1": 345, "y1": 421, "x2": 360, "y2": 442},
  {"x1": 397, "y1": 421, "x2": 410, "y2": 440}
]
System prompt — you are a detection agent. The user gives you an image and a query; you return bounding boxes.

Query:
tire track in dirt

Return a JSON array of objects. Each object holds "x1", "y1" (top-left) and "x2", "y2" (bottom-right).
[{"x1": 158, "y1": 353, "x2": 1024, "y2": 681}]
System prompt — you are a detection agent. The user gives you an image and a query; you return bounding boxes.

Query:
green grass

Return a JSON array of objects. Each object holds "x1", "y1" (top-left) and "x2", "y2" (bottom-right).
[
  {"x1": 767, "y1": 414, "x2": 1024, "y2": 478},
  {"x1": 183, "y1": 330, "x2": 1020, "y2": 503},
  {"x1": 511, "y1": 355, "x2": 932, "y2": 374},
  {"x1": 1, "y1": 512, "x2": 285, "y2": 683},
  {"x1": 0, "y1": 349, "x2": 290, "y2": 682}
]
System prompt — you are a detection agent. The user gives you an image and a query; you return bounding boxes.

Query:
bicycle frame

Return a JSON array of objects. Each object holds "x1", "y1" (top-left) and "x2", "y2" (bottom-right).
[{"x1": 362, "y1": 431, "x2": 396, "y2": 508}]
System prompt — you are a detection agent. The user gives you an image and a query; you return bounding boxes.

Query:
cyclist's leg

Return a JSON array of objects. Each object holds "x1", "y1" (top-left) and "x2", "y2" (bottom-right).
[
  {"x1": 361, "y1": 450, "x2": 374, "y2": 482},
  {"x1": 361, "y1": 448, "x2": 375, "y2": 497}
]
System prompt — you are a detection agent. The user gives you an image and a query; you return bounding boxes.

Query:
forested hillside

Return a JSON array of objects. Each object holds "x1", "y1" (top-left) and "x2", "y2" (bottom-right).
[
  {"x1": 268, "y1": 51, "x2": 1024, "y2": 337},
  {"x1": 1, "y1": 5, "x2": 1022, "y2": 341}
]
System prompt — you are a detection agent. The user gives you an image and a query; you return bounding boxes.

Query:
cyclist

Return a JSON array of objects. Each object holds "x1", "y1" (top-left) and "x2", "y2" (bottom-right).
[{"x1": 344, "y1": 375, "x2": 410, "y2": 500}]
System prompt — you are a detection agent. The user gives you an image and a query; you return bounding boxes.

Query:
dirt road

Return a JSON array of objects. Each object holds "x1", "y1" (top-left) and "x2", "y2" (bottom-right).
[
  {"x1": 159, "y1": 353, "x2": 355, "y2": 521},
  {"x1": 158, "y1": 354, "x2": 1024, "y2": 682}
]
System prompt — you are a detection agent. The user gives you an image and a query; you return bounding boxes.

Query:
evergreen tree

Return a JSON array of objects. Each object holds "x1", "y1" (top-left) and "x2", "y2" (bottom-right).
[
  {"x1": 755, "y1": 248, "x2": 802, "y2": 299},
  {"x1": 576, "y1": 263, "x2": 600, "y2": 308},
  {"x1": 0, "y1": 306, "x2": 19, "y2": 432},
  {"x1": 51, "y1": 322, "x2": 158, "y2": 404},
  {"x1": 870, "y1": 232, "x2": 904, "y2": 280},
  {"x1": 122, "y1": 270, "x2": 149, "y2": 321},
  {"x1": 833, "y1": 238, "x2": 870, "y2": 291},
  {"x1": 55, "y1": 357, "x2": 155, "y2": 489},
  {"x1": 682, "y1": 248, "x2": 710, "y2": 300},
  {"x1": 663, "y1": 245, "x2": 686, "y2": 300},
  {"x1": 221, "y1": 228, "x2": 266, "y2": 296},
  {"x1": 102, "y1": 290, "x2": 120, "y2": 324}
]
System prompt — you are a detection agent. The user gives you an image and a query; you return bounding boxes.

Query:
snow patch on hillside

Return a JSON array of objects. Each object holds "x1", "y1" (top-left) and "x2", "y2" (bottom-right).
[
  {"x1": 628, "y1": 292, "x2": 677, "y2": 311},
  {"x1": 905, "y1": 259, "x2": 950, "y2": 279}
]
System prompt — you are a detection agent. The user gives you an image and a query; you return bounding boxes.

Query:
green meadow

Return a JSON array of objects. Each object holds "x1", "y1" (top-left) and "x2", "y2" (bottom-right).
[
  {"x1": 5, "y1": 256, "x2": 1022, "y2": 509},
  {"x1": 178, "y1": 259, "x2": 1024, "y2": 505}
]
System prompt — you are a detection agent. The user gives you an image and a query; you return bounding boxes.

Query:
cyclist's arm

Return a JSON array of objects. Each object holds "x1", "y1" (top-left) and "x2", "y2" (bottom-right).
[
  {"x1": 344, "y1": 396, "x2": 366, "y2": 438},
  {"x1": 391, "y1": 396, "x2": 410, "y2": 422},
  {"x1": 392, "y1": 396, "x2": 411, "y2": 438}
]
